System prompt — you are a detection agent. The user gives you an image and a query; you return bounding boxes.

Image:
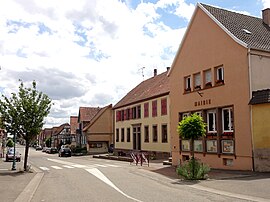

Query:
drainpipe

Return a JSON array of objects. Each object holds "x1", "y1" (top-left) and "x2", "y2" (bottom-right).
[{"x1": 248, "y1": 48, "x2": 255, "y2": 171}]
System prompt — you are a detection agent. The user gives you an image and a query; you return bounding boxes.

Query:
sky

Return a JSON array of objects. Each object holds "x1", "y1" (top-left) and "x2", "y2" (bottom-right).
[{"x1": 0, "y1": 0, "x2": 269, "y2": 128}]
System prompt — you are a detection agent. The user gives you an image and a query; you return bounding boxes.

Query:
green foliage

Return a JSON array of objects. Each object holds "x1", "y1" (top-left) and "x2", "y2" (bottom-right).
[
  {"x1": 0, "y1": 80, "x2": 52, "y2": 170},
  {"x1": 6, "y1": 138, "x2": 14, "y2": 147},
  {"x1": 177, "y1": 114, "x2": 206, "y2": 140},
  {"x1": 45, "y1": 137, "x2": 51, "y2": 147},
  {"x1": 72, "y1": 146, "x2": 87, "y2": 154},
  {"x1": 176, "y1": 158, "x2": 210, "y2": 180}
]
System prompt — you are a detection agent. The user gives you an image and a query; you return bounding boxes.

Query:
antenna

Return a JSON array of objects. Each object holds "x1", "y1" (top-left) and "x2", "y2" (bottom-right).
[{"x1": 138, "y1": 67, "x2": 145, "y2": 80}]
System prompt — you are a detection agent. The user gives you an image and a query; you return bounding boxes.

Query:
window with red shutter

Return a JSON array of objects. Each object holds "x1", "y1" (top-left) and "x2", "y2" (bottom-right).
[
  {"x1": 152, "y1": 100, "x2": 157, "y2": 117},
  {"x1": 161, "y1": 98, "x2": 167, "y2": 115},
  {"x1": 144, "y1": 103, "x2": 149, "y2": 118}
]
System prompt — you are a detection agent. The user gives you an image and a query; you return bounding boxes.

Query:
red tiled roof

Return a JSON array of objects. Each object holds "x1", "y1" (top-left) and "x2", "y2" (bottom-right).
[
  {"x1": 113, "y1": 71, "x2": 169, "y2": 109},
  {"x1": 79, "y1": 107, "x2": 100, "y2": 122},
  {"x1": 83, "y1": 104, "x2": 112, "y2": 132}
]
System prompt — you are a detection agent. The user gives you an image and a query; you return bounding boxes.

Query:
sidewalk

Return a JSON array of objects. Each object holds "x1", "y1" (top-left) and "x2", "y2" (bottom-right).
[
  {"x1": 143, "y1": 161, "x2": 270, "y2": 201},
  {"x1": 0, "y1": 157, "x2": 36, "y2": 202}
]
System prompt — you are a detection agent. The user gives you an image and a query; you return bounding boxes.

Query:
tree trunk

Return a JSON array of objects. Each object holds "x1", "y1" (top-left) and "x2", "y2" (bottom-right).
[
  {"x1": 191, "y1": 138, "x2": 195, "y2": 179},
  {"x1": 24, "y1": 140, "x2": 30, "y2": 171}
]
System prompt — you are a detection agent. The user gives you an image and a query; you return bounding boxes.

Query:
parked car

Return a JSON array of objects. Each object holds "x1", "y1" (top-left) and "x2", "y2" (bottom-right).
[
  {"x1": 6, "y1": 148, "x2": 21, "y2": 162},
  {"x1": 36, "y1": 145, "x2": 42, "y2": 151},
  {"x1": 46, "y1": 147, "x2": 58, "y2": 154},
  {"x1": 59, "y1": 147, "x2": 72, "y2": 157},
  {"x1": 42, "y1": 147, "x2": 47, "y2": 152}
]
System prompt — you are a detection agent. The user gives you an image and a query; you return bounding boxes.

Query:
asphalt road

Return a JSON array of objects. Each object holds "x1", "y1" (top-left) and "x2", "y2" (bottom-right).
[{"x1": 26, "y1": 149, "x2": 249, "y2": 202}]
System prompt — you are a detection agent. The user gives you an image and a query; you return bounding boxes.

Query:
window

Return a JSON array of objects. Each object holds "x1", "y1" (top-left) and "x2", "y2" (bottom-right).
[
  {"x1": 194, "y1": 140, "x2": 203, "y2": 152},
  {"x1": 162, "y1": 124, "x2": 168, "y2": 143},
  {"x1": 185, "y1": 76, "x2": 191, "y2": 91},
  {"x1": 207, "y1": 110, "x2": 216, "y2": 133},
  {"x1": 144, "y1": 103, "x2": 149, "y2": 118},
  {"x1": 182, "y1": 112, "x2": 189, "y2": 120},
  {"x1": 216, "y1": 66, "x2": 224, "y2": 84},
  {"x1": 161, "y1": 98, "x2": 167, "y2": 115},
  {"x1": 222, "y1": 140, "x2": 234, "y2": 154},
  {"x1": 194, "y1": 73, "x2": 201, "y2": 89},
  {"x1": 144, "y1": 126, "x2": 149, "y2": 142},
  {"x1": 222, "y1": 108, "x2": 234, "y2": 132},
  {"x1": 181, "y1": 140, "x2": 190, "y2": 151},
  {"x1": 121, "y1": 128, "x2": 125, "y2": 142},
  {"x1": 116, "y1": 129, "x2": 119, "y2": 142},
  {"x1": 152, "y1": 100, "x2": 157, "y2": 117},
  {"x1": 137, "y1": 105, "x2": 141, "y2": 119},
  {"x1": 152, "y1": 125, "x2": 158, "y2": 142},
  {"x1": 206, "y1": 140, "x2": 217, "y2": 153},
  {"x1": 126, "y1": 108, "x2": 130, "y2": 120},
  {"x1": 127, "y1": 128, "x2": 130, "y2": 142},
  {"x1": 204, "y1": 69, "x2": 212, "y2": 87},
  {"x1": 121, "y1": 110, "x2": 125, "y2": 121}
]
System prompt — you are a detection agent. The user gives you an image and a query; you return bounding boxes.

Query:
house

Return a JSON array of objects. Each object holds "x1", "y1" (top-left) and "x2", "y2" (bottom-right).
[
  {"x1": 76, "y1": 107, "x2": 100, "y2": 148},
  {"x1": 70, "y1": 116, "x2": 79, "y2": 147},
  {"x1": 38, "y1": 128, "x2": 53, "y2": 147},
  {"x1": 169, "y1": 3, "x2": 270, "y2": 171},
  {"x1": 82, "y1": 104, "x2": 113, "y2": 153},
  {"x1": 249, "y1": 89, "x2": 270, "y2": 171},
  {"x1": 113, "y1": 68, "x2": 170, "y2": 159},
  {"x1": 51, "y1": 123, "x2": 71, "y2": 149}
]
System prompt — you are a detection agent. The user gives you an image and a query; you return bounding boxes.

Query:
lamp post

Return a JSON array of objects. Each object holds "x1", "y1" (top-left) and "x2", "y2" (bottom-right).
[{"x1": 11, "y1": 132, "x2": 16, "y2": 170}]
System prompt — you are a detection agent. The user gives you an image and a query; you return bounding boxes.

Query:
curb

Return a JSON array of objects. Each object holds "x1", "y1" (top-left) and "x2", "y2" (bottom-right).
[{"x1": 14, "y1": 166, "x2": 44, "y2": 202}]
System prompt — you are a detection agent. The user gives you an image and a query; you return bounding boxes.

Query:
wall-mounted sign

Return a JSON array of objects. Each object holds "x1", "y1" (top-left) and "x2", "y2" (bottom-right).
[{"x1": 194, "y1": 99, "x2": 211, "y2": 107}]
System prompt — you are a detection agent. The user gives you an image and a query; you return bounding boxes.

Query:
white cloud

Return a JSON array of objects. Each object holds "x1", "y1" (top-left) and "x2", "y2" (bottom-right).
[
  {"x1": 262, "y1": 0, "x2": 270, "y2": 8},
  {"x1": 0, "y1": 0, "x2": 189, "y2": 128}
]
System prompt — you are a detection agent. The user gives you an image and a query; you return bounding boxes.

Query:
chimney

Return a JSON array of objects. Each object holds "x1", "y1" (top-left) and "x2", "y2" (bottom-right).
[
  {"x1": 154, "y1": 69, "x2": 157, "y2": 77},
  {"x1": 262, "y1": 8, "x2": 270, "y2": 26},
  {"x1": 166, "y1": 67, "x2": 170, "y2": 71}
]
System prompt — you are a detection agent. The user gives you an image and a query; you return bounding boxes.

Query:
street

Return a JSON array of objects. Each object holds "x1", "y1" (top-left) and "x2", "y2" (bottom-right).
[
  {"x1": 27, "y1": 147, "x2": 243, "y2": 202},
  {"x1": 1, "y1": 145, "x2": 270, "y2": 202}
]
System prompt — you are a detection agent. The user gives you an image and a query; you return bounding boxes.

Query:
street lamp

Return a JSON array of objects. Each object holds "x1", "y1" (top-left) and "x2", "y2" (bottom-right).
[{"x1": 11, "y1": 132, "x2": 16, "y2": 170}]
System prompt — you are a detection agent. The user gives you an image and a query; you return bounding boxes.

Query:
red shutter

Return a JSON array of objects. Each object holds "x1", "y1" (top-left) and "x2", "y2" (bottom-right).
[
  {"x1": 161, "y1": 98, "x2": 167, "y2": 115},
  {"x1": 152, "y1": 100, "x2": 157, "y2": 117},
  {"x1": 144, "y1": 103, "x2": 149, "y2": 117}
]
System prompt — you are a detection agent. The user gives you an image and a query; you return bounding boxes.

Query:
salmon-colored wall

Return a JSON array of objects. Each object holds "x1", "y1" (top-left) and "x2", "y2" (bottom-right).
[
  {"x1": 169, "y1": 7, "x2": 253, "y2": 170},
  {"x1": 85, "y1": 107, "x2": 113, "y2": 144}
]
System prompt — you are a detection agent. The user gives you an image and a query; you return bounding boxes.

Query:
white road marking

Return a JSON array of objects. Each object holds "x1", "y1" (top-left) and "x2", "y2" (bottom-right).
[
  {"x1": 85, "y1": 168, "x2": 143, "y2": 202},
  {"x1": 93, "y1": 164, "x2": 106, "y2": 167},
  {"x1": 71, "y1": 164, "x2": 87, "y2": 168},
  {"x1": 104, "y1": 164, "x2": 120, "y2": 168},
  {"x1": 51, "y1": 166, "x2": 62, "y2": 170},
  {"x1": 47, "y1": 158, "x2": 74, "y2": 166},
  {"x1": 39, "y1": 167, "x2": 49, "y2": 171},
  {"x1": 63, "y1": 165, "x2": 74, "y2": 169}
]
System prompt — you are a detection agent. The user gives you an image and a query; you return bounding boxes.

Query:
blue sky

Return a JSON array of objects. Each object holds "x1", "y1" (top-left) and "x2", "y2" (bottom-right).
[{"x1": 0, "y1": 0, "x2": 269, "y2": 127}]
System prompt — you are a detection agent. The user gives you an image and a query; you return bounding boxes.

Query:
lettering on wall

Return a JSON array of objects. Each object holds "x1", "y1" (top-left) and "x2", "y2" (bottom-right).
[{"x1": 194, "y1": 99, "x2": 211, "y2": 107}]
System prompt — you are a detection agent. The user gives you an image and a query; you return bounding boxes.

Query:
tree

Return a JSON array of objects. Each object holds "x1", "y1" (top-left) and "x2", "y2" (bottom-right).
[
  {"x1": 0, "y1": 81, "x2": 51, "y2": 171},
  {"x1": 6, "y1": 138, "x2": 14, "y2": 148},
  {"x1": 177, "y1": 113, "x2": 207, "y2": 179}
]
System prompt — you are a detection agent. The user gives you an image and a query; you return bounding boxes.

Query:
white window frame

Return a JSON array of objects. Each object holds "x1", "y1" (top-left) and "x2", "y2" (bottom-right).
[
  {"x1": 205, "y1": 69, "x2": 212, "y2": 84},
  {"x1": 182, "y1": 112, "x2": 189, "y2": 119},
  {"x1": 217, "y1": 66, "x2": 224, "y2": 81},
  {"x1": 222, "y1": 108, "x2": 234, "y2": 132},
  {"x1": 207, "y1": 110, "x2": 217, "y2": 133},
  {"x1": 185, "y1": 76, "x2": 191, "y2": 90},
  {"x1": 194, "y1": 73, "x2": 201, "y2": 88}
]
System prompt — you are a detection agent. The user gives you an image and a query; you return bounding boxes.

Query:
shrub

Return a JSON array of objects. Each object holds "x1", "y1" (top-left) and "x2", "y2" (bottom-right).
[
  {"x1": 176, "y1": 158, "x2": 210, "y2": 180},
  {"x1": 6, "y1": 138, "x2": 14, "y2": 147}
]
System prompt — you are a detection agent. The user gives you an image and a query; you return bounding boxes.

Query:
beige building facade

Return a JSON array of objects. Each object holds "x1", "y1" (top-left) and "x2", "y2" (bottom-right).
[{"x1": 113, "y1": 70, "x2": 171, "y2": 158}]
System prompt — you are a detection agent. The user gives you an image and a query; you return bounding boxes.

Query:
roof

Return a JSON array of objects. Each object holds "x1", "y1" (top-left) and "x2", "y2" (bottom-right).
[
  {"x1": 249, "y1": 89, "x2": 270, "y2": 105},
  {"x1": 200, "y1": 3, "x2": 270, "y2": 51},
  {"x1": 83, "y1": 104, "x2": 112, "y2": 132},
  {"x1": 78, "y1": 107, "x2": 100, "y2": 122},
  {"x1": 113, "y1": 71, "x2": 170, "y2": 109},
  {"x1": 52, "y1": 123, "x2": 70, "y2": 136}
]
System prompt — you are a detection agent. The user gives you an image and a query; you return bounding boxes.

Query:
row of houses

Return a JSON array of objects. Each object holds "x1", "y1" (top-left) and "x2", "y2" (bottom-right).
[{"x1": 39, "y1": 3, "x2": 270, "y2": 172}]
